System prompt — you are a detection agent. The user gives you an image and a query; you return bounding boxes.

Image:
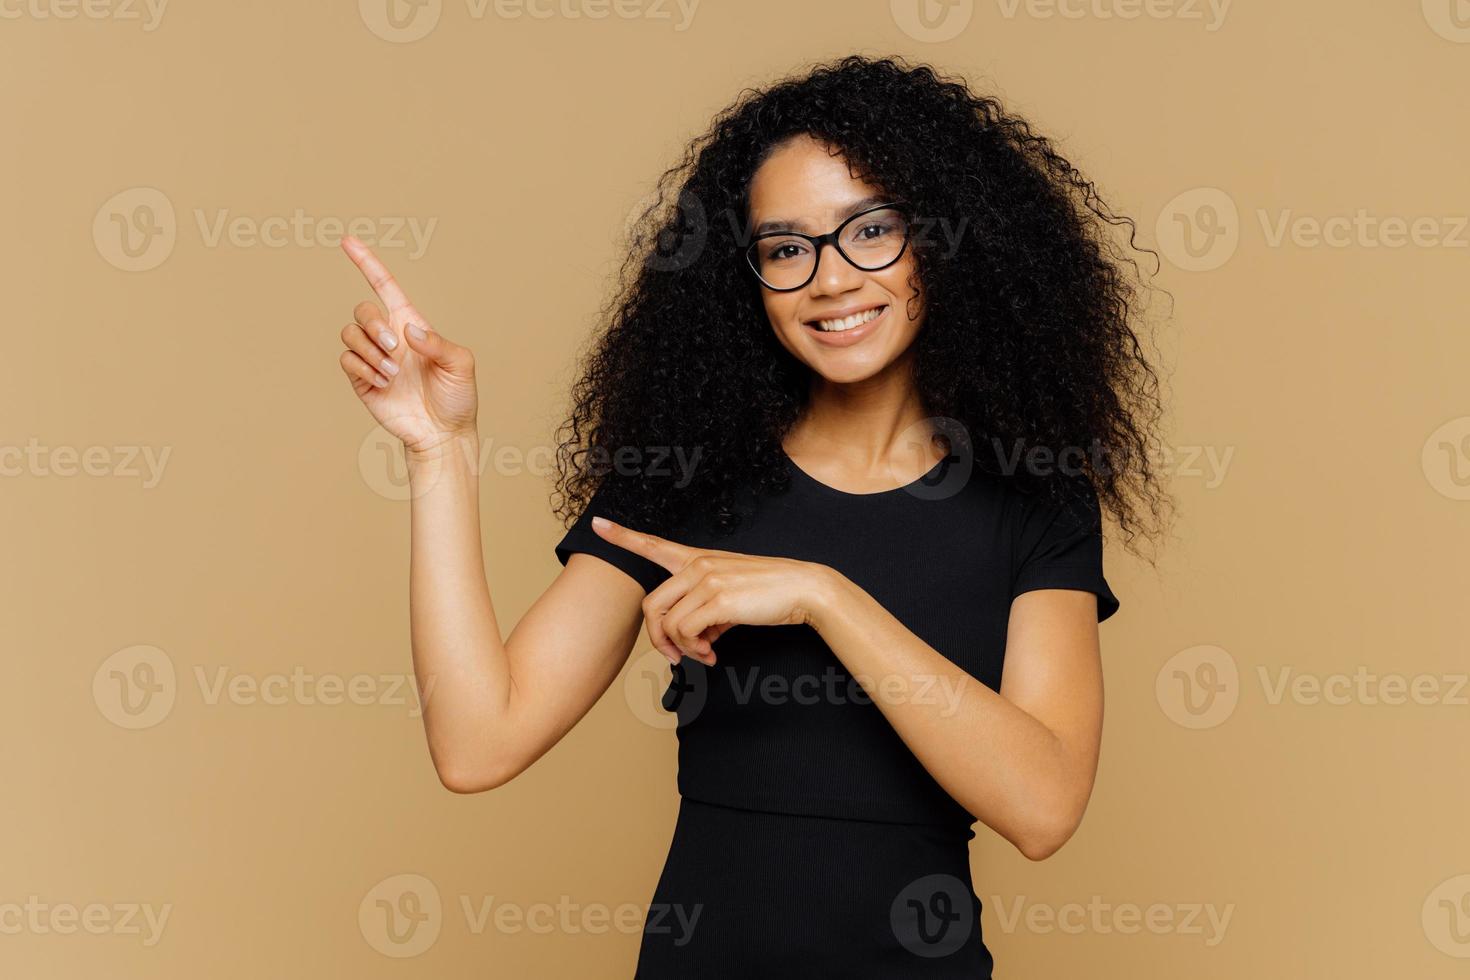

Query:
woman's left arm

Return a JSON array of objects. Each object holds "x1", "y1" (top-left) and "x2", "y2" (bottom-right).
[
  {"x1": 592, "y1": 518, "x2": 1105, "y2": 862},
  {"x1": 814, "y1": 575, "x2": 1103, "y2": 862}
]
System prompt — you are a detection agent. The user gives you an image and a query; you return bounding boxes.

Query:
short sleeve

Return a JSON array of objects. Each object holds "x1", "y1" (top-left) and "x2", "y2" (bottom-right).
[
  {"x1": 1010, "y1": 482, "x2": 1120, "y2": 623},
  {"x1": 553, "y1": 480, "x2": 671, "y2": 594}
]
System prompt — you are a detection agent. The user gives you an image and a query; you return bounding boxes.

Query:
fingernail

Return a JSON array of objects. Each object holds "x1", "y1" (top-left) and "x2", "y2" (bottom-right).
[
  {"x1": 407, "y1": 322, "x2": 427, "y2": 340},
  {"x1": 372, "y1": 373, "x2": 389, "y2": 388},
  {"x1": 591, "y1": 516, "x2": 609, "y2": 530},
  {"x1": 378, "y1": 331, "x2": 397, "y2": 351},
  {"x1": 379, "y1": 358, "x2": 399, "y2": 377}
]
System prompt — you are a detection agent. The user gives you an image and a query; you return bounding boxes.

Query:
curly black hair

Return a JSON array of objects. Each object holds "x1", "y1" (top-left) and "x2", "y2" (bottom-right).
[{"x1": 554, "y1": 54, "x2": 1169, "y2": 556}]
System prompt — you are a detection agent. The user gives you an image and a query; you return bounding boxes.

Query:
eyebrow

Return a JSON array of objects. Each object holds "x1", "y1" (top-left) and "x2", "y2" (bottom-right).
[{"x1": 753, "y1": 194, "x2": 890, "y2": 236}]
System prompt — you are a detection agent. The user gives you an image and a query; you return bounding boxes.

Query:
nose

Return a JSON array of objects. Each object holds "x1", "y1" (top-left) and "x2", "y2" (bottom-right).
[{"x1": 808, "y1": 240, "x2": 865, "y2": 297}]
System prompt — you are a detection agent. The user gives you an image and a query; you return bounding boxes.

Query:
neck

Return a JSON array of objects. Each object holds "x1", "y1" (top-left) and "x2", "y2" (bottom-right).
[{"x1": 786, "y1": 351, "x2": 935, "y2": 471}]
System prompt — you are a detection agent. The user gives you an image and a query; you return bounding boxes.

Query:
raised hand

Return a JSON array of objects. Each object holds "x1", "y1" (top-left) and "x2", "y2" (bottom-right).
[
  {"x1": 590, "y1": 516, "x2": 840, "y2": 665},
  {"x1": 337, "y1": 236, "x2": 478, "y2": 455}
]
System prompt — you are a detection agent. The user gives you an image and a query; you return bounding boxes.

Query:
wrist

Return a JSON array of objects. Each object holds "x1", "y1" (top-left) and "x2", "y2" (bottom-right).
[
  {"x1": 802, "y1": 564, "x2": 855, "y2": 633},
  {"x1": 405, "y1": 427, "x2": 480, "y2": 477}
]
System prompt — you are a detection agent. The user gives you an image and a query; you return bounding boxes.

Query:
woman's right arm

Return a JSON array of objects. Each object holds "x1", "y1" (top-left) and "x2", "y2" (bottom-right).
[
  {"x1": 335, "y1": 236, "x2": 649, "y2": 794},
  {"x1": 404, "y1": 431, "x2": 648, "y2": 792}
]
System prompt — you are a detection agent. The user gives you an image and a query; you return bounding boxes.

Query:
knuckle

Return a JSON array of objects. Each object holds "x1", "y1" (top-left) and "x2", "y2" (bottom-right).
[
  {"x1": 353, "y1": 300, "x2": 382, "y2": 323},
  {"x1": 690, "y1": 555, "x2": 715, "y2": 574}
]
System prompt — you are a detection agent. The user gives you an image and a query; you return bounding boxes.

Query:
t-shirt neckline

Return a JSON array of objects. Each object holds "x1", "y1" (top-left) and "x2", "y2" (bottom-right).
[{"x1": 780, "y1": 444, "x2": 951, "y2": 499}]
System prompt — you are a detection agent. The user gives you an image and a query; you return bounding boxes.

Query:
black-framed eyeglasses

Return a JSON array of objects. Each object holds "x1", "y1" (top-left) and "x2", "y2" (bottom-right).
[{"x1": 744, "y1": 202, "x2": 912, "y2": 292}]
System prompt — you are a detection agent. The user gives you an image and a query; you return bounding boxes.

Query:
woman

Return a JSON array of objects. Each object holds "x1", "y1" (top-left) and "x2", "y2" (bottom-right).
[{"x1": 335, "y1": 55, "x2": 1165, "y2": 978}]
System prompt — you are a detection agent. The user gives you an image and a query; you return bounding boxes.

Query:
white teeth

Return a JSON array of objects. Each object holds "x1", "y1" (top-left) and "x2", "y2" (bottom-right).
[{"x1": 814, "y1": 306, "x2": 885, "y2": 332}]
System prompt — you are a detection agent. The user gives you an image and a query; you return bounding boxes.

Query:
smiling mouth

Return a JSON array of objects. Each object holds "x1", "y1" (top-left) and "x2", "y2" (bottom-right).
[{"x1": 805, "y1": 304, "x2": 888, "y2": 333}]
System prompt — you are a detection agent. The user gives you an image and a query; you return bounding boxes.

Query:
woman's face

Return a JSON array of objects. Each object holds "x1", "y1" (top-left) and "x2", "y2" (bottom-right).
[{"x1": 745, "y1": 134, "x2": 925, "y2": 386}]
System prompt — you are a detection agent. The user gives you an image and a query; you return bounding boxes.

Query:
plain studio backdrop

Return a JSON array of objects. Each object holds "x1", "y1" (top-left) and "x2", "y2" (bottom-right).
[{"x1": 4, "y1": 1, "x2": 1468, "y2": 976}]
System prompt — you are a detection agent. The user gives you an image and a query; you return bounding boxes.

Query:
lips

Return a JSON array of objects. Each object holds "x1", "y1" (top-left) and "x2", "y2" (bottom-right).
[
  {"x1": 804, "y1": 303, "x2": 889, "y2": 333},
  {"x1": 800, "y1": 302, "x2": 889, "y2": 348}
]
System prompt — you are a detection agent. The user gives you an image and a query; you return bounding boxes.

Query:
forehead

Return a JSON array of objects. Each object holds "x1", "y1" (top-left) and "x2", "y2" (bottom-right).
[{"x1": 747, "y1": 135, "x2": 885, "y2": 231}]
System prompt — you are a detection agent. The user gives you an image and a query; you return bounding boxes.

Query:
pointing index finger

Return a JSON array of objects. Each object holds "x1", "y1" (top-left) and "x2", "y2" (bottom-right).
[
  {"x1": 590, "y1": 516, "x2": 696, "y2": 573},
  {"x1": 342, "y1": 235, "x2": 413, "y2": 314}
]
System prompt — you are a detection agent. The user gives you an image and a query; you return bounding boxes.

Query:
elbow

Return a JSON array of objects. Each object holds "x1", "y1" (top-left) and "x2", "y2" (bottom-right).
[
  {"x1": 1017, "y1": 829, "x2": 1070, "y2": 862},
  {"x1": 1015, "y1": 808, "x2": 1086, "y2": 862},
  {"x1": 432, "y1": 754, "x2": 519, "y2": 795}
]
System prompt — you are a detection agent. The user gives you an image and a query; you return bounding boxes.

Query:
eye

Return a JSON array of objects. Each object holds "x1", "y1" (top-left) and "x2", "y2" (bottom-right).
[{"x1": 762, "y1": 239, "x2": 809, "y2": 263}]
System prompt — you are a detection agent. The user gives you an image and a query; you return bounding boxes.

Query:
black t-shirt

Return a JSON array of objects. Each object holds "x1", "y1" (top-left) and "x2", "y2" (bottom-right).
[{"x1": 554, "y1": 451, "x2": 1119, "y2": 829}]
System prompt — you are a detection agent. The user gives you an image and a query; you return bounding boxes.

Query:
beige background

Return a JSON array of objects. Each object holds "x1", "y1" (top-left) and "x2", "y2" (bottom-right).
[{"x1": 4, "y1": 0, "x2": 1469, "y2": 976}]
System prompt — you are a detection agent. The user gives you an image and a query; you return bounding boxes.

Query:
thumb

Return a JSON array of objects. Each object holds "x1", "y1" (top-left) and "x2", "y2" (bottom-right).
[{"x1": 404, "y1": 320, "x2": 473, "y2": 374}]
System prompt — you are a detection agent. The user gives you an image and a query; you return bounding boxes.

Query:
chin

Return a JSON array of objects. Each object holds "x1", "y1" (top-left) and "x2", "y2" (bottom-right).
[
  {"x1": 799, "y1": 348, "x2": 898, "y2": 385},
  {"x1": 780, "y1": 316, "x2": 923, "y2": 387}
]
